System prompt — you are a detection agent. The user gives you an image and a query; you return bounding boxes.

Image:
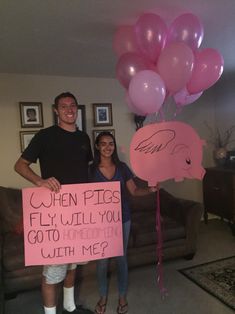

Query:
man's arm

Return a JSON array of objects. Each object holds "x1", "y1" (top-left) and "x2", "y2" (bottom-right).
[{"x1": 14, "y1": 157, "x2": 61, "y2": 192}]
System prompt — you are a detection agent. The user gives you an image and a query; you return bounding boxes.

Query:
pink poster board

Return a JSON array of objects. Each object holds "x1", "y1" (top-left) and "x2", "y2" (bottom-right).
[{"x1": 22, "y1": 182, "x2": 123, "y2": 266}]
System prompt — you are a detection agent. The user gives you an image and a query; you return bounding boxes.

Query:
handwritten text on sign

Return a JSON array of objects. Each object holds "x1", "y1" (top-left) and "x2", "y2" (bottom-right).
[{"x1": 22, "y1": 182, "x2": 123, "y2": 266}]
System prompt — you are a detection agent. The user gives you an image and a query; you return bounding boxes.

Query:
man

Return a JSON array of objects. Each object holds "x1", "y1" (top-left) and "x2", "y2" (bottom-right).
[{"x1": 14, "y1": 92, "x2": 93, "y2": 314}]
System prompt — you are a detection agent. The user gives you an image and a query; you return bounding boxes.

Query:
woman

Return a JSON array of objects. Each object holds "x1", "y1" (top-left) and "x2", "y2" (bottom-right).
[{"x1": 89, "y1": 131, "x2": 158, "y2": 314}]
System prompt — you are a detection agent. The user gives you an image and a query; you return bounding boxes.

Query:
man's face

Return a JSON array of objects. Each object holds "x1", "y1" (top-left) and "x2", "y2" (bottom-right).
[{"x1": 55, "y1": 97, "x2": 78, "y2": 126}]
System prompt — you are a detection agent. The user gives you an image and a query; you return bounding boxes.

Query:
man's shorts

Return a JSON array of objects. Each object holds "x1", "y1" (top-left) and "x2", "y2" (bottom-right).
[{"x1": 43, "y1": 262, "x2": 88, "y2": 284}]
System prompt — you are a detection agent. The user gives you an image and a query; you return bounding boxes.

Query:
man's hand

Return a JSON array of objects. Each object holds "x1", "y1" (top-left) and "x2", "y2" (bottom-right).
[{"x1": 36, "y1": 177, "x2": 61, "y2": 193}]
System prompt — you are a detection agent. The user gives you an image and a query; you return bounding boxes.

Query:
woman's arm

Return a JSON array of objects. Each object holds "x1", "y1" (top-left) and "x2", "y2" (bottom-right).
[{"x1": 126, "y1": 178, "x2": 158, "y2": 196}]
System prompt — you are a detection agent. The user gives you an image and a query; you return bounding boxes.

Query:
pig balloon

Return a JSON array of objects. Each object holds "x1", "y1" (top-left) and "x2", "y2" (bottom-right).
[{"x1": 130, "y1": 121, "x2": 206, "y2": 186}]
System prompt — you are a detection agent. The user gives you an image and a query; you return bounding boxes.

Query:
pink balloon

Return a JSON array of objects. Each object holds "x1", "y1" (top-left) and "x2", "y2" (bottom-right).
[
  {"x1": 113, "y1": 25, "x2": 141, "y2": 57},
  {"x1": 187, "y1": 48, "x2": 224, "y2": 94},
  {"x1": 174, "y1": 87, "x2": 203, "y2": 106},
  {"x1": 125, "y1": 92, "x2": 147, "y2": 116},
  {"x1": 135, "y1": 13, "x2": 167, "y2": 63},
  {"x1": 167, "y1": 13, "x2": 204, "y2": 50},
  {"x1": 128, "y1": 70, "x2": 166, "y2": 114},
  {"x1": 116, "y1": 52, "x2": 152, "y2": 89},
  {"x1": 157, "y1": 42, "x2": 194, "y2": 93}
]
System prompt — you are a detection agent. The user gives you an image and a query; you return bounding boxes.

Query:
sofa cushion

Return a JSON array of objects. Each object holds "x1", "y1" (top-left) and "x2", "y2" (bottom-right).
[
  {"x1": 159, "y1": 188, "x2": 181, "y2": 215},
  {"x1": 129, "y1": 193, "x2": 156, "y2": 213},
  {"x1": 13, "y1": 218, "x2": 24, "y2": 235},
  {"x1": 130, "y1": 208, "x2": 185, "y2": 248}
]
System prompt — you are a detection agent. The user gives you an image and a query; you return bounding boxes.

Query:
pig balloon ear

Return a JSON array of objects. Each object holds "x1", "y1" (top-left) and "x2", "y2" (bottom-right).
[{"x1": 171, "y1": 143, "x2": 188, "y2": 155}]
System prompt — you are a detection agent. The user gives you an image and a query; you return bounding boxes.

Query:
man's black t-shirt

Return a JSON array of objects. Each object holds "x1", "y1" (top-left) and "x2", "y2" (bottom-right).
[{"x1": 21, "y1": 125, "x2": 93, "y2": 184}]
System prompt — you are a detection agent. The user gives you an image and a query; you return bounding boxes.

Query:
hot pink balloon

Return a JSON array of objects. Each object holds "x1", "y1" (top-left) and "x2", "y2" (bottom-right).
[
  {"x1": 157, "y1": 42, "x2": 194, "y2": 93},
  {"x1": 128, "y1": 70, "x2": 166, "y2": 115},
  {"x1": 116, "y1": 52, "x2": 152, "y2": 89},
  {"x1": 113, "y1": 25, "x2": 141, "y2": 57},
  {"x1": 125, "y1": 92, "x2": 147, "y2": 116},
  {"x1": 187, "y1": 48, "x2": 224, "y2": 94},
  {"x1": 174, "y1": 87, "x2": 203, "y2": 107},
  {"x1": 167, "y1": 13, "x2": 204, "y2": 51},
  {"x1": 135, "y1": 13, "x2": 167, "y2": 63}
]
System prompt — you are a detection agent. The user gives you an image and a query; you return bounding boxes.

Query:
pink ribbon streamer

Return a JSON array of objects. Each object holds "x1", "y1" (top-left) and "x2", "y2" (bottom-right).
[{"x1": 156, "y1": 190, "x2": 168, "y2": 298}]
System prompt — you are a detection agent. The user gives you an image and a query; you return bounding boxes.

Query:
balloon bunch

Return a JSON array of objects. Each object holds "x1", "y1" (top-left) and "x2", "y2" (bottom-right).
[{"x1": 113, "y1": 13, "x2": 224, "y2": 115}]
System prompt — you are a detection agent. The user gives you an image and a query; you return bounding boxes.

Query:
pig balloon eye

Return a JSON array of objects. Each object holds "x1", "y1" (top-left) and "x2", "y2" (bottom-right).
[{"x1": 186, "y1": 158, "x2": 191, "y2": 165}]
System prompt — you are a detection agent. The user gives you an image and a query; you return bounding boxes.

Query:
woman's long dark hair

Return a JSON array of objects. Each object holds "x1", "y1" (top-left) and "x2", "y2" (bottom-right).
[{"x1": 90, "y1": 131, "x2": 121, "y2": 175}]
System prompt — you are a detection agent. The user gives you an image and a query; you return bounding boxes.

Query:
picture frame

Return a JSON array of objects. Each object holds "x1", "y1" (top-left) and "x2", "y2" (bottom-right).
[
  {"x1": 93, "y1": 103, "x2": 113, "y2": 127},
  {"x1": 92, "y1": 129, "x2": 115, "y2": 144},
  {"x1": 19, "y1": 131, "x2": 38, "y2": 152},
  {"x1": 53, "y1": 104, "x2": 86, "y2": 132},
  {"x1": 19, "y1": 102, "x2": 43, "y2": 128}
]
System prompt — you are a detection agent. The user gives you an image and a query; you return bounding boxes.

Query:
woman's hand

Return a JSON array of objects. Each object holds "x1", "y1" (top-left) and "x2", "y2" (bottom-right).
[{"x1": 149, "y1": 184, "x2": 159, "y2": 193}]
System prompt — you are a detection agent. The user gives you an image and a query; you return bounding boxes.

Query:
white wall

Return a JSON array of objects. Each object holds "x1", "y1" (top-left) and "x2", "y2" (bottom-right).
[
  {"x1": 0, "y1": 73, "x2": 135, "y2": 189},
  {"x1": 1, "y1": 72, "x2": 230, "y2": 203}
]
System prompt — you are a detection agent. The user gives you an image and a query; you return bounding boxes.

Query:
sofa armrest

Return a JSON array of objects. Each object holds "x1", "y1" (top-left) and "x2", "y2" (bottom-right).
[
  {"x1": 160, "y1": 188, "x2": 203, "y2": 255},
  {"x1": 159, "y1": 189, "x2": 201, "y2": 223},
  {"x1": 0, "y1": 234, "x2": 3, "y2": 276},
  {"x1": 178, "y1": 199, "x2": 203, "y2": 254},
  {"x1": 0, "y1": 234, "x2": 4, "y2": 314}
]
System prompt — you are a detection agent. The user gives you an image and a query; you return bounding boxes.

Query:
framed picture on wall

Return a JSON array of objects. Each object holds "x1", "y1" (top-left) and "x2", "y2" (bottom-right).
[
  {"x1": 19, "y1": 131, "x2": 38, "y2": 152},
  {"x1": 92, "y1": 129, "x2": 115, "y2": 144},
  {"x1": 53, "y1": 104, "x2": 86, "y2": 132},
  {"x1": 19, "y1": 102, "x2": 43, "y2": 128},
  {"x1": 93, "y1": 103, "x2": 113, "y2": 127}
]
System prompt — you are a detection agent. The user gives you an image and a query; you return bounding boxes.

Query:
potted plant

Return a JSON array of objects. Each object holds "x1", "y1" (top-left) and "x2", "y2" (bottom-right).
[{"x1": 205, "y1": 122, "x2": 235, "y2": 166}]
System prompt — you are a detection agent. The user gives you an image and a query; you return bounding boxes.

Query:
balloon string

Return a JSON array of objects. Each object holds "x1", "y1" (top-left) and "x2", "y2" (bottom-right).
[
  {"x1": 158, "y1": 107, "x2": 165, "y2": 122},
  {"x1": 159, "y1": 93, "x2": 171, "y2": 122},
  {"x1": 174, "y1": 103, "x2": 182, "y2": 119},
  {"x1": 156, "y1": 190, "x2": 168, "y2": 298}
]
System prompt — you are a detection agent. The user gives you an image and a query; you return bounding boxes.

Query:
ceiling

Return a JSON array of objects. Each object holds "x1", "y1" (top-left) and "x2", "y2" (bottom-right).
[{"x1": 0, "y1": 0, "x2": 235, "y2": 78}]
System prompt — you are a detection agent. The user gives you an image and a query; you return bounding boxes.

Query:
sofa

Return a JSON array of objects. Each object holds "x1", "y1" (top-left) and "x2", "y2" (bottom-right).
[{"x1": 0, "y1": 178, "x2": 203, "y2": 311}]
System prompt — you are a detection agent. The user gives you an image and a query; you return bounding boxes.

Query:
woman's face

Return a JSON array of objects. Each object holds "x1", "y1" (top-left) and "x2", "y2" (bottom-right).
[{"x1": 97, "y1": 135, "x2": 115, "y2": 158}]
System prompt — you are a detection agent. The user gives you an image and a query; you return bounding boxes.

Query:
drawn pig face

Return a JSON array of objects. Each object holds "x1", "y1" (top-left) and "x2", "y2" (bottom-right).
[{"x1": 170, "y1": 143, "x2": 205, "y2": 181}]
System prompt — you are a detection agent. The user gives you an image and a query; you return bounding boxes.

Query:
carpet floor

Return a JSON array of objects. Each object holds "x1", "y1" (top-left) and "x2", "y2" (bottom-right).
[
  {"x1": 179, "y1": 256, "x2": 235, "y2": 311},
  {"x1": 4, "y1": 219, "x2": 235, "y2": 314}
]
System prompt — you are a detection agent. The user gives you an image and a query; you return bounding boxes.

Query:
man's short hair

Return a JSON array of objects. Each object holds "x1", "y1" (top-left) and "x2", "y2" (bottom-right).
[{"x1": 54, "y1": 92, "x2": 78, "y2": 109}]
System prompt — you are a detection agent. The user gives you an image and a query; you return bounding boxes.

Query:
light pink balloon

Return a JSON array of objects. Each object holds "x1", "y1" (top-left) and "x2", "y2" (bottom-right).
[
  {"x1": 116, "y1": 52, "x2": 152, "y2": 89},
  {"x1": 125, "y1": 92, "x2": 147, "y2": 116},
  {"x1": 113, "y1": 25, "x2": 141, "y2": 57},
  {"x1": 135, "y1": 13, "x2": 167, "y2": 63},
  {"x1": 157, "y1": 42, "x2": 194, "y2": 93},
  {"x1": 187, "y1": 48, "x2": 224, "y2": 94},
  {"x1": 167, "y1": 13, "x2": 204, "y2": 51},
  {"x1": 174, "y1": 87, "x2": 203, "y2": 107},
  {"x1": 128, "y1": 70, "x2": 166, "y2": 114}
]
